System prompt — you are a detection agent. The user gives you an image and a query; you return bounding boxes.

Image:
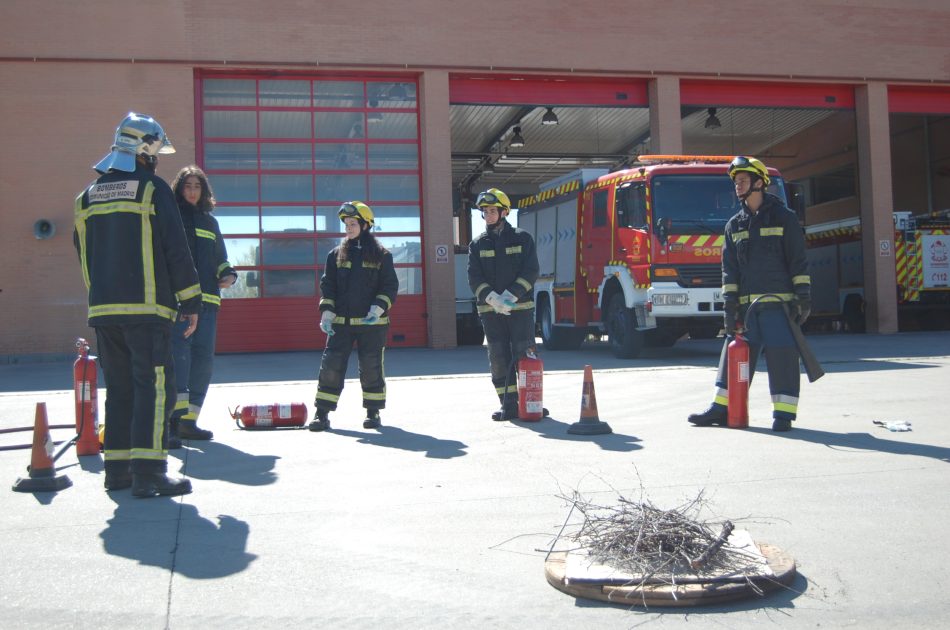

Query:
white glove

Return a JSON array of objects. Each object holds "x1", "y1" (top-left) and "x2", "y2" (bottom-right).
[
  {"x1": 362, "y1": 305, "x2": 385, "y2": 325},
  {"x1": 320, "y1": 311, "x2": 336, "y2": 335},
  {"x1": 500, "y1": 290, "x2": 518, "y2": 310},
  {"x1": 486, "y1": 291, "x2": 512, "y2": 315}
]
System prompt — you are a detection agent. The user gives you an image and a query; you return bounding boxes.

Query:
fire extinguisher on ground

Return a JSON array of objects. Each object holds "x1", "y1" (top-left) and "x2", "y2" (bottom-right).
[
  {"x1": 73, "y1": 337, "x2": 101, "y2": 455},
  {"x1": 517, "y1": 349, "x2": 544, "y2": 422},
  {"x1": 727, "y1": 326, "x2": 750, "y2": 429},
  {"x1": 231, "y1": 403, "x2": 308, "y2": 429}
]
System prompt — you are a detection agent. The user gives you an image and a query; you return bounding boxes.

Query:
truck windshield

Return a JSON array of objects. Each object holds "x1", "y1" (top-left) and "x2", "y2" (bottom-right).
[{"x1": 651, "y1": 174, "x2": 787, "y2": 232}]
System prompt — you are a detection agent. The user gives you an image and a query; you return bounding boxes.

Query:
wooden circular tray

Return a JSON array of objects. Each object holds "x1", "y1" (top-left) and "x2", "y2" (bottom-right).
[{"x1": 544, "y1": 542, "x2": 796, "y2": 607}]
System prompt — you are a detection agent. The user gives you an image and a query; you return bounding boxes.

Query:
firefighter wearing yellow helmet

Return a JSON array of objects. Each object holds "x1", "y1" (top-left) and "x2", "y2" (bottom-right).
[
  {"x1": 467, "y1": 188, "x2": 540, "y2": 421},
  {"x1": 310, "y1": 201, "x2": 398, "y2": 432},
  {"x1": 688, "y1": 156, "x2": 811, "y2": 432},
  {"x1": 75, "y1": 112, "x2": 200, "y2": 497}
]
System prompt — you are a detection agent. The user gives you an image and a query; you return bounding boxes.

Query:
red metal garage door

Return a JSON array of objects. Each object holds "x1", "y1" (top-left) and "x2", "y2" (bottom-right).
[{"x1": 196, "y1": 71, "x2": 426, "y2": 352}]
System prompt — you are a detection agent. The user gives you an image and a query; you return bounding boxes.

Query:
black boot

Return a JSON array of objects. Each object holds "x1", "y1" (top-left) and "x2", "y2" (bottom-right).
[
  {"x1": 131, "y1": 473, "x2": 192, "y2": 498},
  {"x1": 687, "y1": 403, "x2": 727, "y2": 426},
  {"x1": 772, "y1": 417, "x2": 793, "y2": 432},
  {"x1": 178, "y1": 420, "x2": 213, "y2": 440},
  {"x1": 491, "y1": 403, "x2": 520, "y2": 422},
  {"x1": 104, "y1": 471, "x2": 132, "y2": 491},
  {"x1": 309, "y1": 409, "x2": 330, "y2": 432},
  {"x1": 363, "y1": 409, "x2": 381, "y2": 429}
]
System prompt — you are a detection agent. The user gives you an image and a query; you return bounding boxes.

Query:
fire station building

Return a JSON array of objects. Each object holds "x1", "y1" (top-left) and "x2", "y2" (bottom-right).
[{"x1": 1, "y1": 1, "x2": 948, "y2": 359}]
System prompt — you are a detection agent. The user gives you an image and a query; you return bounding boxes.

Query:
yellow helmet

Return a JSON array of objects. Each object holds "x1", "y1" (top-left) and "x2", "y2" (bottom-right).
[
  {"x1": 338, "y1": 201, "x2": 374, "y2": 227},
  {"x1": 728, "y1": 156, "x2": 770, "y2": 187},
  {"x1": 475, "y1": 188, "x2": 511, "y2": 212}
]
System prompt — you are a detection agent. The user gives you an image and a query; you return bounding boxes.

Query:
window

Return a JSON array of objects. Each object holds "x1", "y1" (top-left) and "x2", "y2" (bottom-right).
[
  {"x1": 200, "y1": 75, "x2": 424, "y2": 298},
  {"x1": 592, "y1": 189, "x2": 609, "y2": 227},
  {"x1": 616, "y1": 182, "x2": 647, "y2": 229}
]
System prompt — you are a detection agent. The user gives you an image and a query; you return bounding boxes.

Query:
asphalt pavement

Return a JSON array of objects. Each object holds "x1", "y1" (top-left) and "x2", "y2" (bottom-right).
[{"x1": 1, "y1": 331, "x2": 949, "y2": 629}]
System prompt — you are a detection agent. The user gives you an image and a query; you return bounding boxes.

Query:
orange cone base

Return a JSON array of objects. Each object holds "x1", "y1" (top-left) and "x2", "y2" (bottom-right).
[
  {"x1": 567, "y1": 418, "x2": 613, "y2": 435},
  {"x1": 13, "y1": 468, "x2": 72, "y2": 493}
]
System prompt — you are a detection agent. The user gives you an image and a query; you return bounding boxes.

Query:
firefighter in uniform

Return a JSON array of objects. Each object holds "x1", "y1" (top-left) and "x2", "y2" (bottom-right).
[
  {"x1": 168, "y1": 166, "x2": 237, "y2": 446},
  {"x1": 467, "y1": 188, "x2": 540, "y2": 421},
  {"x1": 688, "y1": 156, "x2": 811, "y2": 432},
  {"x1": 74, "y1": 112, "x2": 201, "y2": 496},
  {"x1": 310, "y1": 202, "x2": 399, "y2": 432}
]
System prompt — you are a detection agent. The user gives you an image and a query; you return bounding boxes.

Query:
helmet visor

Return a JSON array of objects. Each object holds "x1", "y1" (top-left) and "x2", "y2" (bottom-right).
[
  {"x1": 476, "y1": 191, "x2": 504, "y2": 208},
  {"x1": 339, "y1": 203, "x2": 361, "y2": 219}
]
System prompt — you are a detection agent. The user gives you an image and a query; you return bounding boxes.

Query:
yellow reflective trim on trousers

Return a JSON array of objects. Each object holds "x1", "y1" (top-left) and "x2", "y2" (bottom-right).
[
  {"x1": 479, "y1": 250, "x2": 495, "y2": 257},
  {"x1": 714, "y1": 388, "x2": 728, "y2": 407},
  {"x1": 495, "y1": 385, "x2": 518, "y2": 395},
  {"x1": 174, "y1": 399, "x2": 189, "y2": 412},
  {"x1": 773, "y1": 401, "x2": 798, "y2": 414},
  {"x1": 196, "y1": 228, "x2": 216, "y2": 240},
  {"x1": 316, "y1": 392, "x2": 340, "y2": 403},
  {"x1": 723, "y1": 284, "x2": 738, "y2": 293},
  {"x1": 202, "y1": 293, "x2": 222, "y2": 306},
  {"x1": 362, "y1": 391, "x2": 386, "y2": 400},
  {"x1": 792, "y1": 275, "x2": 810, "y2": 285},
  {"x1": 153, "y1": 365, "x2": 166, "y2": 452},
  {"x1": 505, "y1": 246, "x2": 523, "y2": 254},
  {"x1": 759, "y1": 227, "x2": 784, "y2": 237},
  {"x1": 515, "y1": 277, "x2": 532, "y2": 291},
  {"x1": 131, "y1": 448, "x2": 167, "y2": 461},
  {"x1": 103, "y1": 450, "x2": 132, "y2": 462},
  {"x1": 89, "y1": 303, "x2": 178, "y2": 320}
]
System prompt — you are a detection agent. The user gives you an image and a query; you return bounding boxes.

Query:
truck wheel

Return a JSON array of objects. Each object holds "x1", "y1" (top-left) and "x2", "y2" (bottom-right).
[
  {"x1": 606, "y1": 293, "x2": 644, "y2": 358},
  {"x1": 539, "y1": 299, "x2": 585, "y2": 350}
]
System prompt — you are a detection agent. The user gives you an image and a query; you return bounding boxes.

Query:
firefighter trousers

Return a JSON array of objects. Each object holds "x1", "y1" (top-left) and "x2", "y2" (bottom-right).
[
  {"x1": 96, "y1": 323, "x2": 175, "y2": 475},
  {"x1": 316, "y1": 324, "x2": 388, "y2": 412},
  {"x1": 171, "y1": 305, "x2": 218, "y2": 422},
  {"x1": 713, "y1": 304, "x2": 801, "y2": 421},
  {"x1": 480, "y1": 309, "x2": 535, "y2": 408}
]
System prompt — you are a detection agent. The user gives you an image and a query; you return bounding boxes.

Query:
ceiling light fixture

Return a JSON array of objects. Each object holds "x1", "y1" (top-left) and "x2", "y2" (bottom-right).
[
  {"x1": 509, "y1": 126, "x2": 526, "y2": 148},
  {"x1": 541, "y1": 107, "x2": 559, "y2": 126},
  {"x1": 704, "y1": 107, "x2": 722, "y2": 130}
]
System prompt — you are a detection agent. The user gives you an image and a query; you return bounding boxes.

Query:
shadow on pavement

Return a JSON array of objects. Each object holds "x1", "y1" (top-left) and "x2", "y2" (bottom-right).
[
  {"x1": 746, "y1": 426, "x2": 950, "y2": 463},
  {"x1": 100, "y1": 498, "x2": 256, "y2": 579},
  {"x1": 510, "y1": 415, "x2": 643, "y2": 453},
  {"x1": 169, "y1": 440, "x2": 280, "y2": 486},
  {"x1": 329, "y1": 425, "x2": 468, "y2": 459}
]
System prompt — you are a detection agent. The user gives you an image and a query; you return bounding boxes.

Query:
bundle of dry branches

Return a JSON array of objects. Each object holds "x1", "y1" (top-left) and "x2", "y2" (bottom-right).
[{"x1": 560, "y1": 489, "x2": 763, "y2": 587}]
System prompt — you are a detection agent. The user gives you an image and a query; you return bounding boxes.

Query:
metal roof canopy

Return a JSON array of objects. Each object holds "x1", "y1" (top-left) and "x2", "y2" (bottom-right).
[{"x1": 450, "y1": 76, "x2": 852, "y2": 202}]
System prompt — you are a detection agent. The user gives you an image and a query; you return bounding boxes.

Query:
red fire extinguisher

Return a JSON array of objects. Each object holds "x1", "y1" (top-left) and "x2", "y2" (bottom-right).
[
  {"x1": 517, "y1": 350, "x2": 544, "y2": 422},
  {"x1": 73, "y1": 337, "x2": 101, "y2": 455},
  {"x1": 727, "y1": 326, "x2": 750, "y2": 429},
  {"x1": 231, "y1": 403, "x2": 308, "y2": 429}
]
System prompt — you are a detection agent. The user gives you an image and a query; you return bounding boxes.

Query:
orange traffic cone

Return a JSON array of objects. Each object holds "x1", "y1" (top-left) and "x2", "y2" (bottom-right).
[
  {"x1": 12, "y1": 403, "x2": 72, "y2": 493},
  {"x1": 567, "y1": 365, "x2": 612, "y2": 435}
]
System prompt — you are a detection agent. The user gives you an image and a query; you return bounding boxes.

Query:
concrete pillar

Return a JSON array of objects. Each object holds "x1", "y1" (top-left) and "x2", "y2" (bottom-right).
[
  {"x1": 648, "y1": 76, "x2": 683, "y2": 154},
  {"x1": 855, "y1": 82, "x2": 898, "y2": 334},
  {"x1": 419, "y1": 70, "x2": 457, "y2": 348}
]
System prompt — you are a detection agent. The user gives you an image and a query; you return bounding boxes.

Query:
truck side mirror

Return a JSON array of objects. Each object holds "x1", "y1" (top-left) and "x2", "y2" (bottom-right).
[
  {"x1": 655, "y1": 216, "x2": 671, "y2": 244},
  {"x1": 786, "y1": 182, "x2": 806, "y2": 224}
]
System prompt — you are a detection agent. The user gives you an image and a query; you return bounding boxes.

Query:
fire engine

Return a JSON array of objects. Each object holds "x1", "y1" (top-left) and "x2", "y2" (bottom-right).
[
  {"x1": 804, "y1": 210, "x2": 950, "y2": 331},
  {"x1": 516, "y1": 155, "x2": 793, "y2": 358}
]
